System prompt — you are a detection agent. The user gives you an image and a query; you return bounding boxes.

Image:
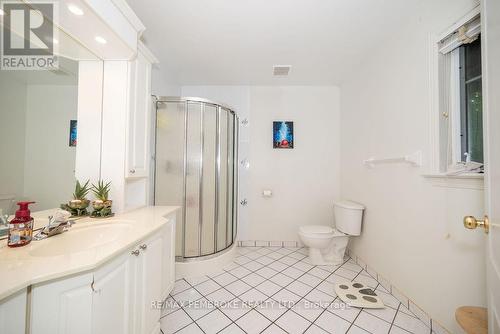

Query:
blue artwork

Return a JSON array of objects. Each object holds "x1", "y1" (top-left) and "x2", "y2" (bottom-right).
[
  {"x1": 69, "y1": 120, "x2": 77, "y2": 147},
  {"x1": 273, "y1": 121, "x2": 294, "y2": 149}
]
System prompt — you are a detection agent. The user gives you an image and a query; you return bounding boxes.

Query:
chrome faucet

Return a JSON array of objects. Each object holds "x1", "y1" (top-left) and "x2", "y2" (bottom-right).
[
  {"x1": 0, "y1": 213, "x2": 8, "y2": 226},
  {"x1": 0, "y1": 213, "x2": 9, "y2": 237},
  {"x1": 33, "y1": 211, "x2": 74, "y2": 241}
]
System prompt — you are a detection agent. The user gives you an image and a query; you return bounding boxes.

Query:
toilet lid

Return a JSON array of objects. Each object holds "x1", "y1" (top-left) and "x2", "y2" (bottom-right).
[{"x1": 299, "y1": 225, "x2": 334, "y2": 234}]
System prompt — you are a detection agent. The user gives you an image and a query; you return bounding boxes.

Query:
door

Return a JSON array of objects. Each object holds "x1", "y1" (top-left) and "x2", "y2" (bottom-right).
[
  {"x1": 126, "y1": 50, "x2": 152, "y2": 178},
  {"x1": 31, "y1": 274, "x2": 93, "y2": 334},
  {"x1": 162, "y1": 220, "x2": 176, "y2": 297},
  {"x1": 92, "y1": 252, "x2": 136, "y2": 334},
  {"x1": 481, "y1": 0, "x2": 500, "y2": 332},
  {"x1": 0, "y1": 289, "x2": 27, "y2": 334},
  {"x1": 155, "y1": 101, "x2": 186, "y2": 258},
  {"x1": 136, "y1": 235, "x2": 163, "y2": 334}
]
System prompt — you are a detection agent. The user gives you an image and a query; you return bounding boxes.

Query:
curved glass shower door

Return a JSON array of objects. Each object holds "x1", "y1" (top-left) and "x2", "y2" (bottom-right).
[{"x1": 155, "y1": 97, "x2": 238, "y2": 260}]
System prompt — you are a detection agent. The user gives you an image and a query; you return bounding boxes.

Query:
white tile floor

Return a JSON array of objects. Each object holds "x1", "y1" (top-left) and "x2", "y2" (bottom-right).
[{"x1": 160, "y1": 247, "x2": 431, "y2": 334}]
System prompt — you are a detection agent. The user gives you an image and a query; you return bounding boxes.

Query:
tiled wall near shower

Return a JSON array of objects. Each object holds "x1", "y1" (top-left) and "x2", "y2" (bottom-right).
[{"x1": 237, "y1": 240, "x2": 302, "y2": 248}]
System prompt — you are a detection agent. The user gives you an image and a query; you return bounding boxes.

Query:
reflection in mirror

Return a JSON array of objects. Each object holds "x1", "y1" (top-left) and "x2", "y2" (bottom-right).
[{"x1": 0, "y1": 13, "x2": 103, "y2": 215}]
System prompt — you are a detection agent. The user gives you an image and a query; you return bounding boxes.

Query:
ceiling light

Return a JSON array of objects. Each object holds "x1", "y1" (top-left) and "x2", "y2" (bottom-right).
[
  {"x1": 0, "y1": 9, "x2": 5, "y2": 16},
  {"x1": 53, "y1": 38, "x2": 59, "y2": 44},
  {"x1": 95, "y1": 36, "x2": 107, "y2": 44},
  {"x1": 273, "y1": 65, "x2": 292, "y2": 76},
  {"x1": 67, "y1": 4, "x2": 84, "y2": 16}
]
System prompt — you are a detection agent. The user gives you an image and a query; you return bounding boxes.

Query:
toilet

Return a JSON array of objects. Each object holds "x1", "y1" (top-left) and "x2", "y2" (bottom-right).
[{"x1": 298, "y1": 200, "x2": 365, "y2": 265}]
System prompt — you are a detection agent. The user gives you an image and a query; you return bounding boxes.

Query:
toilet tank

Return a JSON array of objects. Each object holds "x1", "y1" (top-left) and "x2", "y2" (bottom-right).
[{"x1": 333, "y1": 200, "x2": 365, "y2": 236}]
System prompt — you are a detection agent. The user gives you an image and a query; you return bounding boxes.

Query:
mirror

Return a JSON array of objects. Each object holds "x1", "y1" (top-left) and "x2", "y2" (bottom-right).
[{"x1": 0, "y1": 11, "x2": 104, "y2": 215}]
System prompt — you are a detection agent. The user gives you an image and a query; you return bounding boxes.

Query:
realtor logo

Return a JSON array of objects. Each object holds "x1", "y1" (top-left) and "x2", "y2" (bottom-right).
[{"x1": 1, "y1": 1, "x2": 58, "y2": 70}]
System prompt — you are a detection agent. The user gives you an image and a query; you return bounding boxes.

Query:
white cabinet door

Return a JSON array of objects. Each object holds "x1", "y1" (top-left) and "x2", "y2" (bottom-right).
[
  {"x1": 125, "y1": 50, "x2": 152, "y2": 179},
  {"x1": 0, "y1": 289, "x2": 26, "y2": 334},
  {"x1": 162, "y1": 220, "x2": 176, "y2": 298},
  {"x1": 31, "y1": 273, "x2": 93, "y2": 334},
  {"x1": 91, "y1": 252, "x2": 136, "y2": 334},
  {"x1": 136, "y1": 234, "x2": 163, "y2": 334}
]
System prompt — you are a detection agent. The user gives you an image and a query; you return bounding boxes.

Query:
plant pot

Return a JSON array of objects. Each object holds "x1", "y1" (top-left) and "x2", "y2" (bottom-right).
[
  {"x1": 92, "y1": 200, "x2": 112, "y2": 210},
  {"x1": 68, "y1": 199, "x2": 90, "y2": 210}
]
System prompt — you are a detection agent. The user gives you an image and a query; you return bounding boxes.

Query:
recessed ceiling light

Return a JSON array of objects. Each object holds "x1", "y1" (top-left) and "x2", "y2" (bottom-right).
[
  {"x1": 95, "y1": 36, "x2": 107, "y2": 44},
  {"x1": 0, "y1": 9, "x2": 5, "y2": 16},
  {"x1": 53, "y1": 38, "x2": 59, "y2": 44},
  {"x1": 67, "y1": 4, "x2": 84, "y2": 16}
]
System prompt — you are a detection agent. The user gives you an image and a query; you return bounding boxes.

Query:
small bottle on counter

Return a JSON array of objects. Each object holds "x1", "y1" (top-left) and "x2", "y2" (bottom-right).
[{"x1": 8, "y1": 201, "x2": 35, "y2": 248}]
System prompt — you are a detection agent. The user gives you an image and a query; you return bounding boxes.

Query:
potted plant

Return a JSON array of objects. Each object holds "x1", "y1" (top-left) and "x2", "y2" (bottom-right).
[
  {"x1": 62, "y1": 180, "x2": 91, "y2": 216},
  {"x1": 91, "y1": 180, "x2": 113, "y2": 217}
]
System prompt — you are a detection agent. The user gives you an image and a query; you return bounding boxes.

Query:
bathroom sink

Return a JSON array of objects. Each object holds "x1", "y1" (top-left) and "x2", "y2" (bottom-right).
[{"x1": 29, "y1": 222, "x2": 132, "y2": 257}]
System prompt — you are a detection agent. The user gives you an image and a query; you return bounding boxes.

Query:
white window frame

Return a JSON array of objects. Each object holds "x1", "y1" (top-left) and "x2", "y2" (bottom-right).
[
  {"x1": 427, "y1": 5, "x2": 483, "y2": 178},
  {"x1": 450, "y1": 48, "x2": 462, "y2": 165}
]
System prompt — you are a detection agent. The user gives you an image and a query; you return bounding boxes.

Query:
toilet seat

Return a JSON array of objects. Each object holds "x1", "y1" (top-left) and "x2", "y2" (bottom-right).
[
  {"x1": 298, "y1": 199, "x2": 364, "y2": 266},
  {"x1": 298, "y1": 225, "x2": 350, "y2": 265},
  {"x1": 298, "y1": 225, "x2": 347, "y2": 237},
  {"x1": 299, "y1": 225, "x2": 333, "y2": 234}
]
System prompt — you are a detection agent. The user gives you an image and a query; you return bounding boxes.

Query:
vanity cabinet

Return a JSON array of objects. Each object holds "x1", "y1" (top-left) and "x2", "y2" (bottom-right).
[
  {"x1": 125, "y1": 44, "x2": 157, "y2": 179},
  {"x1": 134, "y1": 235, "x2": 163, "y2": 334},
  {"x1": 91, "y1": 252, "x2": 135, "y2": 334},
  {"x1": 161, "y1": 220, "x2": 176, "y2": 299},
  {"x1": 30, "y1": 221, "x2": 175, "y2": 334},
  {"x1": 0, "y1": 289, "x2": 27, "y2": 334},
  {"x1": 31, "y1": 273, "x2": 93, "y2": 334}
]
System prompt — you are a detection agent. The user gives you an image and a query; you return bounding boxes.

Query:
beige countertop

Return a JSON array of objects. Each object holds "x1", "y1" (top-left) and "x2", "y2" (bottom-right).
[{"x1": 0, "y1": 206, "x2": 180, "y2": 301}]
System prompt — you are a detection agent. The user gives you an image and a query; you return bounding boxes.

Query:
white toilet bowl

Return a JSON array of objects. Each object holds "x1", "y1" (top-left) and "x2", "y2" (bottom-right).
[
  {"x1": 298, "y1": 225, "x2": 349, "y2": 265},
  {"x1": 298, "y1": 200, "x2": 365, "y2": 266}
]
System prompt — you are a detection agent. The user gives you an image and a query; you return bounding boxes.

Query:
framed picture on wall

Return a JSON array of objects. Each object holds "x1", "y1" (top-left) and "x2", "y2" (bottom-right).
[
  {"x1": 69, "y1": 120, "x2": 77, "y2": 147},
  {"x1": 273, "y1": 121, "x2": 294, "y2": 149}
]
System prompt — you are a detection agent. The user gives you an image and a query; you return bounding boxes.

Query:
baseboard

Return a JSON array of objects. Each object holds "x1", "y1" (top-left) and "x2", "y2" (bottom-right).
[{"x1": 346, "y1": 248, "x2": 451, "y2": 334}]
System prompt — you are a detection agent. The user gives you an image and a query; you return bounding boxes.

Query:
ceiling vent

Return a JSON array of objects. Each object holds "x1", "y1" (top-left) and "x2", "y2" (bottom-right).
[{"x1": 273, "y1": 65, "x2": 291, "y2": 76}]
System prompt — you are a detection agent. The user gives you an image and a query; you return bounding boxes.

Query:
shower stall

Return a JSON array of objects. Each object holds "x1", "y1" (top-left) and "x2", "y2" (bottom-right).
[{"x1": 154, "y1": 97, "x2": 238, "y2": 262}]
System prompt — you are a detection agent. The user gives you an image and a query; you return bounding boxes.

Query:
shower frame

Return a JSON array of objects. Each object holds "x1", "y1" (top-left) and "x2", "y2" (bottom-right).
[{"x1": 154, "y1": 96, "x2": 239, "y2": 262}]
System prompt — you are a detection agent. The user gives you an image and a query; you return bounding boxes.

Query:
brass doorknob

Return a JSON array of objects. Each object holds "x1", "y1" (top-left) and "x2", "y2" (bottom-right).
[{"x1": 463, "y1": 215, "x2": 489, "y2": 234}]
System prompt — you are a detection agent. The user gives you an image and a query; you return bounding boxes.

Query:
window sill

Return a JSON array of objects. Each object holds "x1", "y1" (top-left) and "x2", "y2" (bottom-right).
[
  {"x1": 422, "y1": 172, "x2": 484, "y2": 190},
  {"x1": 421, "y1": 173, "x2": 484, "y2": 180}
]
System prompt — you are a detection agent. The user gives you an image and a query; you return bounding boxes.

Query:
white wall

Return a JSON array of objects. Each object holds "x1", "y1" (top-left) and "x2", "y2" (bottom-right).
[
  {"x1": 24, "y1": 85, "x2": 78, "y2": 211},
  {"x1": 181, "y1": 86, "x2": 341, "y2": 242},
  {"x1": 339, "y1": 0, "x2": 484, "y2": 332},
  {"x1": 152, "y1": 66, "x2": 181, "y2": 96},
  {"x1": 248, "y1": 86, "x2": 340, "y2": 241},
  {"x1": 0, "y1": 75, "x2": 26, "y2": 205}
]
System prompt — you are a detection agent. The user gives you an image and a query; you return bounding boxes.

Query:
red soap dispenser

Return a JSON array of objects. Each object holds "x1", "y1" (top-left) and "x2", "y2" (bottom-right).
[{"x1": 8, "y1": 201, "x2": 35, "y2": 248}]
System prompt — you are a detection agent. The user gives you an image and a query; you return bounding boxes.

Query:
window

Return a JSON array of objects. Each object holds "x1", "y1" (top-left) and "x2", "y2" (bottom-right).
[
  {"x1": 459, "y1": 38, "x2": 483, "y2": 163},
  {"x1": 436, "y1": 12, "x2": 483, "y2": 174}
]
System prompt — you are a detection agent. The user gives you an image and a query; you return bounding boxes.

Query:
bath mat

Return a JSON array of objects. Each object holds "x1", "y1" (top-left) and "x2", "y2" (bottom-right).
[{"x1": 334, "y1": 282, "x2": 385, "y2": 309}]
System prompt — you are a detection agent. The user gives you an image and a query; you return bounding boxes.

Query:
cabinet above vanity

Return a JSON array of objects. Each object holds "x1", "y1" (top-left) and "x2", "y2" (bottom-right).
[{"x1": 0, "y1": 0, "x2": 159, "y2": 216}]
